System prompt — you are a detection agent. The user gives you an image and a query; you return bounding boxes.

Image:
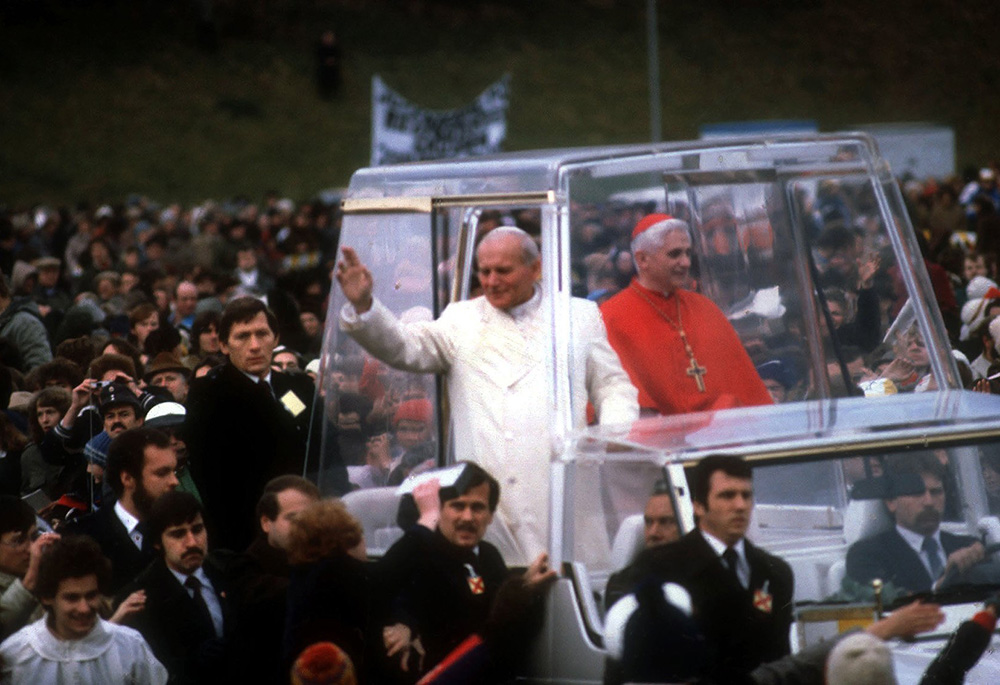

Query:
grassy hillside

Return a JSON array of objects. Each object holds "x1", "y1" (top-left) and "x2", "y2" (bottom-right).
[{"x1": 2, "y1": 0, "x2": 999, "y2": 206}]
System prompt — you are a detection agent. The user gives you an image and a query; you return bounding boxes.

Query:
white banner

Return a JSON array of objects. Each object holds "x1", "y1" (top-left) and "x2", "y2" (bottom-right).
[{"x1": 370, "y1": 74, "x2": 510, "y2": 166}]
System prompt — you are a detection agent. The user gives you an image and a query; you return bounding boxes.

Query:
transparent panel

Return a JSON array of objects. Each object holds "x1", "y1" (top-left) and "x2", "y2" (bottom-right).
[
  {"x1": 317, "y1": 212, "x2": 444, "y2": 496},
  {"x1": 563, "y1": 137, "x2": 958, "y2": 415},
  {"x1": 569, "y1": 438, "x2": 1000, "y2": 613}
]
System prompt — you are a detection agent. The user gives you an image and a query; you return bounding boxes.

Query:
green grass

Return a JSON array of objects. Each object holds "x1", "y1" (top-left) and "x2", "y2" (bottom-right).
[{"x1": 2, "y1": 0, "x2": 1000, "y2": 206}]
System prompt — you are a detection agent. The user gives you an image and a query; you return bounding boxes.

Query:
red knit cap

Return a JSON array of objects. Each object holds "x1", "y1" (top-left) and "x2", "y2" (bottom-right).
[
  {"x1": 394, "y1": 398, "x2": 433, "y2": 426},
  {"x1": 290, "y1": 642, "x2": 356, "y2": 685}
]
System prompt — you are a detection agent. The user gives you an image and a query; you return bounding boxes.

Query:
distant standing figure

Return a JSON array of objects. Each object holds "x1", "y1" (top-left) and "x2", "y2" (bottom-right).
[{"x1": 316, "y1": 29, "x2": 342, "y2": 99}]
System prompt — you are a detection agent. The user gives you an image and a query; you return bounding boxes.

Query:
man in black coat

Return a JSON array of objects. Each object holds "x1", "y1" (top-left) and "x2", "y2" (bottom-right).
[
  {"x1": 185, "y1": 296, "x2": 347, "y2": 551},
  {"x1": 229, "y1": 475, "x2": 320, "y2": 683},
  {"x1": 62, "y1": 427, "x2": 179, "y2": 593},
  {"x1": 847, "y1": 453, "x2": 984, "y2": 594},
  {"x1": 627, "y1": 455, "x2": 794, "y2": 683},
  {"x1": 117, "y1": 491, "x2": 235, "y2": 685},
  {"x1": 377, "y1": 463, "x2": 555, "y2": 682}
]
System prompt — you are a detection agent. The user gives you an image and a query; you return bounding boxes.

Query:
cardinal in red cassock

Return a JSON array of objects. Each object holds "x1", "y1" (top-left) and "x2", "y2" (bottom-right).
[{"x1": 600, "y1": 214, "x2": 772, "y2": 415}]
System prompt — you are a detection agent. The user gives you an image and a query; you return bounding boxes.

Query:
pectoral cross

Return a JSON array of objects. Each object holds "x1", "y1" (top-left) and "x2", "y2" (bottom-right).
[{"x1": 686, "y1": 355, "x2": 707, "y2": 393}]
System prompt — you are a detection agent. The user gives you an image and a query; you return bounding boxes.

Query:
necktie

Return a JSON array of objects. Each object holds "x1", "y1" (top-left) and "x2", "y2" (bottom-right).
[
  {"x1": 923, "y1": 536, "x2": 944, "y2": 579},
  {"x1": 184, "y1": 575, "x2": 217, "y2": 635},
  {"x1": 723, "y1": 547, "x2": 742, "y2": 586}
]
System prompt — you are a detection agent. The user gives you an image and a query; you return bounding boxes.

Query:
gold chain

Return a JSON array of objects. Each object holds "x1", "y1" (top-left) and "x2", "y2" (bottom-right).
[{"x1": 629, "y1": 283, "x2": 707, "y2": 392}]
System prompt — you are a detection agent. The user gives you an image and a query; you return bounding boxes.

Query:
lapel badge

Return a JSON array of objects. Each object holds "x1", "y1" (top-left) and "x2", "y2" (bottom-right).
[
  {"x1": 753, "y1": 580, "x2": 773, "y2": 613},
  {"x1": 465, "y1": 563, "x2": 485, "y2": 595}
]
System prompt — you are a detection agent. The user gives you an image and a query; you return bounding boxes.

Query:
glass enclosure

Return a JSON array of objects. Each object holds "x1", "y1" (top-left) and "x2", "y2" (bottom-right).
[
  {"x1": 561, "y1": 137, "x2": 958, "y2": 405},
  {"x1": 319, "y1": 134, "x2": 963, "y2": 560}
]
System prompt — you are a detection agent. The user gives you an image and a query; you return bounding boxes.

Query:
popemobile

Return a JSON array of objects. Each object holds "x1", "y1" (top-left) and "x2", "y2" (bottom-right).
[{"x1": 314, "y1": 134, "x2": 1000, "y2": 682}]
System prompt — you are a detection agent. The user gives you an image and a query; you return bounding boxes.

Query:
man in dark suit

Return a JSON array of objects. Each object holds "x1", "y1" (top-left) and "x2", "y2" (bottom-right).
[
  {"x1": 229, "y1": 475, "x2": 320, "y2": 683},
  {"x1": 185, "y1": 296, "x2": 347, "y2": 551},
  {"x1": 117, "y1": 491, "x2": 235, "y2": 685},
  {"x1": 627, "y1": 455, "x2": 794, "y2": 683},
  {"x1": 847, "y1": 453, "x2": 984, "y2": 594},
  {"x1": 62, "y1": 427, "x2": 179, "y2": 593},
  {"x1": 377, "y1": 462, "x2": 556, "y2": 681}
]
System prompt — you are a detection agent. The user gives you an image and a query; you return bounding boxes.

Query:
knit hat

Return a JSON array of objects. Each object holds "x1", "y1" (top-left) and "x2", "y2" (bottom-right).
[
  {"x1": 631, "y1": 214, "x2": 690, "y2": 241},
  {"x1": 290, "y1": 642, "x2": 356, "y2": 685},
  {"x1": 825, "y1": 632, "x2": 896, "y2": 685},
  {"x1": 967, "y1": 276, "x2": 999, "y2": 301},
  {"x1": 393, "y1": 398, "x2": 433, "y2": 426}
]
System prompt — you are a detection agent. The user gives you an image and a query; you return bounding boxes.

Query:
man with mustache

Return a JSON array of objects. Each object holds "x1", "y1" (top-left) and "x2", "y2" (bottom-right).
[
  {"x1": 377, "y1": 462, "x2": 556, "y2": 682},
  {"x1": 624, "y1": 455, "x2": 794, "y2": 683},
  {"x1": 0, "y1": 536, "x2": 167, "y2": 684},
  {"x1": 847, "y1": 453, "x2": 984, "y2": 593},
  {"x1": 117, "y1": 491, "x2": 234, "y2": 684},
  {"x1": 80, "y1": 382, "x2": 147, "y2": 498},
  {"x1": 62, "y1": 427, "x2": 179, "y2": 593}
]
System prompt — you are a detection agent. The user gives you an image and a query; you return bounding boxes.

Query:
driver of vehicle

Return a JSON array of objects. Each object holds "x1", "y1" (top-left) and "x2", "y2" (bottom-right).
[{"x1": 846, "y1": 453, "x2": 986, "y2": 594}]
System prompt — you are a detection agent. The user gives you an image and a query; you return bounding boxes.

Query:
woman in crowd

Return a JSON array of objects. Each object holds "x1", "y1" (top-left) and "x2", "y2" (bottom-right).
[
  {"x1": 20, "y1": 387, "x2": 72, "y2": 499},
  {"x1": 284, "y1": 499, "x2": 370, "y2": 681}
]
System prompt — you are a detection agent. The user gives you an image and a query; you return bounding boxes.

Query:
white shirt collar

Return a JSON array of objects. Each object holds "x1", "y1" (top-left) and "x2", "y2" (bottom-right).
[
  {"x1": 896, "y1": 524, "x2": 942, "y2": 556},
  {"x1": 168, "y1": 564, "x2": 213, "y2": 591},
  {"x1": 241, "y1": 369, "x2": 272, "y2": 386},
  {"x1": 699, "y1": 527, "x2": 746, "y2": 559},
  {"x1": 114, "y1": 501, "x2": 140, "y2": 536},
  {"x1": 506, "y1": 284, "x2": 541, "y2": 321},
  {"x1": 699, "y1": 528, "x2": 750, "y2": 587}
]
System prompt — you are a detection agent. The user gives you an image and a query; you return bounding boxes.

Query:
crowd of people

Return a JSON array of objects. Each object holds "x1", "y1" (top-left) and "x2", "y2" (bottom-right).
[{"x1": 1, "y1": 158, "x2": 1000, "y2": 683}]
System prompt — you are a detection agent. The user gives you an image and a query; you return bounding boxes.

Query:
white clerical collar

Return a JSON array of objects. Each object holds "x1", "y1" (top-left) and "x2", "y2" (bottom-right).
[
  {"x1": 506, "y1": 285, "x2": 541, "y2": 322},
  {"x1": 114, "y1": 500, "x2": 142, "y2": 549}
]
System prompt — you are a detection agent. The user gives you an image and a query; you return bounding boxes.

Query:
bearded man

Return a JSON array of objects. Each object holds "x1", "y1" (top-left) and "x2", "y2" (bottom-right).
[{"x1": 62, "y1": 428, "x2": 179, "y2": 592}]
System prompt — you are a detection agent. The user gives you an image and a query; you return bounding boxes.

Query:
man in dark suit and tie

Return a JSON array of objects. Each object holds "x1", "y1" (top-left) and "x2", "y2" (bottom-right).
[
  {"x1": 627, "y1": 455, "x2": 794, "y2": 683},
  {"x1": 62, "y1": 427, "x2": 179, "y2": 593},
  {"x1": 846, "y1": 453, "x2": 984, "y2": 594},
  {"x1": 117, "y1": 491, "x2": 235, "y2": 685},
  {"x1": 185, "y1": 296, "x2": 348, "y2": 551}
]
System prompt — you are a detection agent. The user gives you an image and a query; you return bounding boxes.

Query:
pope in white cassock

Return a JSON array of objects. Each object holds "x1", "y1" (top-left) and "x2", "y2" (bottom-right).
[{"x1": 336, "y1": 226, "x2": 639, "y2": 563}]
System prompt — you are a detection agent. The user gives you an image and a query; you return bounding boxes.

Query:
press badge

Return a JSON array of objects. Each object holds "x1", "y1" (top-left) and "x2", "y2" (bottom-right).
[{"x1": 281, "y1": 391, "x2": 306, "y2": 417}]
